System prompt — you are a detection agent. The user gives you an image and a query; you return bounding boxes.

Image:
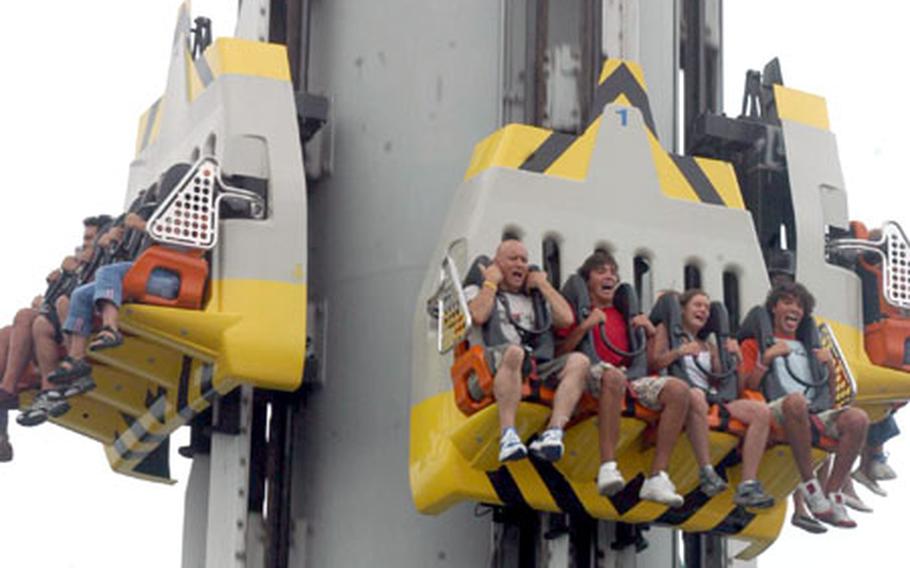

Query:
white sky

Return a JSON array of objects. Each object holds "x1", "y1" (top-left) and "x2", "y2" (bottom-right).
[
  {"x1": 0, "y1": 3, "x2": 236, "y2": 567},
  {"x1": 0, "y1": 1, "x2": 907, "y2": 567},
  {"x1": 724, "y1": 3, "x2": 910, "y2": 565}
]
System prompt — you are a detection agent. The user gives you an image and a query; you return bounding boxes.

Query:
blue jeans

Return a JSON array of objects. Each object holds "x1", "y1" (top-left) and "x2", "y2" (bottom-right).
[
  {"x1": 867, "y1": 414, "x2": 900, "y2": 447},
  {"x1": 63, "y1": 262, "x2": 180, "y2": 336}
]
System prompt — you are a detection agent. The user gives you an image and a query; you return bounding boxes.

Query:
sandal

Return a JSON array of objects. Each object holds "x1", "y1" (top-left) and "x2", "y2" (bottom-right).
[
  {"x1": 89, "y1": 326, "x2": 124, "y2": 352},
  {"x1": 48, "y1": 357, "x2": 92, "y2": 385},
  {"x1": 791, "y1": 513, "x2": 827, "y2": 534},
  {"x1": 62, "y1": 375, "x2": 96, "y2": 399},
  {"x1": 17, "y1": 390, "x2": 68, "y2": 427}
]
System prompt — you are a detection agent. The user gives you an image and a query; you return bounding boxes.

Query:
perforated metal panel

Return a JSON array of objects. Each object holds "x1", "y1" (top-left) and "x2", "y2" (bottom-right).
[
  {"x1": 883, "y1": 222, "x2": 910, "y2": 309},
  {"x1": 148, "y1": 158, "x2": 219, "y2": 249},
  {"x1": 427, "y1": 243, "x2": 471, "y2": 354},
  {"x1": 818, "y1": 322, "x2": 856, "y2": 408}
]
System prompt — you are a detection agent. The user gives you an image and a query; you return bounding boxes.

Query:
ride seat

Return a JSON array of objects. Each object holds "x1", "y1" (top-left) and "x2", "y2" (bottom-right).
[
  {"x1": 649, "y1": 292, "x2": 748, "y2": 437},
  {"x1": 122, "y1": 245, "x2": 208, "y2": 309},
  {"x1": 560, "y1": 274, "x2": 657, "y2": 424},
  {"x1": 737, "y1": 306, "x2": 839, "y2": 451},
  {"x1": 450, "y1": 340, "x2": 657, "y2": 424}
]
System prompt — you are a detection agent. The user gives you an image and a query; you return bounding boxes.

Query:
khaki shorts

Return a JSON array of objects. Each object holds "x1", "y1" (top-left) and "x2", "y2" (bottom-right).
[
  {"x1": 588, "y1": 363, "x2": 671, "y2": 409},
  {"x1": 484, "y1": 345, "x2": 569, "y2": 388},
  {"x1": 768, "y1": 398, "x2": 846, "y2": 439},
  {"x1": 628, "y1": 375, "x2": 672, "y2": 410},
  {"x1": 587, "y1": 361, "x2": 615, "y2": 396}
]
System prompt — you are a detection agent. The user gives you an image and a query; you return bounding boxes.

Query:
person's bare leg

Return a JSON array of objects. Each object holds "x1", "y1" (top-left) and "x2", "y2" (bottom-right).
[
  {"x1": 826, "y1": 409, "x2": 869, "y2": 493},
  {"x1": 817, "y1": 456, "x2": 831, "y2": 488},
  {"x1": 685, "y1": 388, "x2": 712, "y2": 467},
  {"x1": 99, "y1": 300, "x2": 119, "y2": 331},
  {"x1": 726, "y1": 399, "x2": 772, "y2": 481},
  {"x1": 70, "y1": 335, "x2": 89, "y2": 361},
  {"x1": 547, "y1": 353, "x2": 588, "y2": 430},
  {"x1": 598, "y1": 368, "x2": 625, "y2": 463},
  {"x1": 0, "y1": 327, "x2": 12, "y2": 396},
  {"x1": 793, "y1": 492, "x2": 809, "y2": 517},
  {"x1": 494, "y1": 345, "x2": 525, "y2": 431},
  {"x1": 55, "y1": 296, "x2": 69, "y2": 325},
  {"x1": 781, "y1": 393, "x2": 816, "y2": 481},
  {"x1": 651, "y1": 378, "x2": 690, "y2": 474},
  {"x1": 0, "y1": 327, "x2": 12, "y2": 383},
  {"x1": 32, "y1": 316, "x2": 62, "y2": 391},
  {"x1": 859, "y1": 443, "x2": 882, "y2": 476},
  {"x1": 0, "y1": 308, "x2": 37, "y2": 394}
]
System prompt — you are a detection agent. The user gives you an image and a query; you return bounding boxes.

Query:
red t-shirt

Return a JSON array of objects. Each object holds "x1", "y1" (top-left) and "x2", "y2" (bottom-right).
[{"x1": 556, "y1": 306, "x2": 630, "y2": 367}]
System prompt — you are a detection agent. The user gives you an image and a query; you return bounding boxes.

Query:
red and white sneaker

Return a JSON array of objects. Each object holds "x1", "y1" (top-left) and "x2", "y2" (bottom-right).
[
  {"x1": 797, "y1": 479, "x2": 832, "y2": 518},
  {"x1": 819, "y1": 492, "x2": 857, "y2": 528}
]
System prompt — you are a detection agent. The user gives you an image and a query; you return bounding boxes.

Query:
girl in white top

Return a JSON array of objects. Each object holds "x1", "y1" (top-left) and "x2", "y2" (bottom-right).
[{"x1": 649, "y1": 289, "x2": 775, "y2": 509}]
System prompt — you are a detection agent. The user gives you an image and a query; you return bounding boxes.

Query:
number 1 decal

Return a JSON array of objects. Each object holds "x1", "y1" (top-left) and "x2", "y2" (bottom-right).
[{"x1": 616, "y1": 108, "x2": 628, "y2": 127}]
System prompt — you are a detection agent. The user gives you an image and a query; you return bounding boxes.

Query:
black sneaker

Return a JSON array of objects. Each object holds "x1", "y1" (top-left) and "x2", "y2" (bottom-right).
[{"x1": 734, "y1": 479, "x2": 775, "y2": 510}]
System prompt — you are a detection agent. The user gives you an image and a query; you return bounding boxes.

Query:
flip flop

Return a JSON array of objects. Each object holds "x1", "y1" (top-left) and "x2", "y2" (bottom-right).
[
  {"x1": 89, "y1": 326, "x2": 124, "y2": 352},
  {"x1": 791, "y1": 513, "x2": 827, "y2": 534}
]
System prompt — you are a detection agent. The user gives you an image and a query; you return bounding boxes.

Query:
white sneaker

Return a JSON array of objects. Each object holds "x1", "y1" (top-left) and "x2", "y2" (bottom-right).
[
  {"x1": 597, "y1": 461, "x2": 625, "y2": 496},
  {"x1": 498, "y1": 428, "x2": 527, "y2": 462},
  {"x1": 870, "y1": 457, "x2": 898, "y2": 481},
  {"x1": 798, "y1": 479, "x2": 832, "y2": 517},
  {"x1": 842, "y1": 492, "x2": 873, "y2": 513},
  {"x1": 852, "y1": 469, "x2": 888, "y2": 497},
  {"x1": 639, "y1": 471, "x2": 684, "y2": 508},
  {"x1": 818, "y1": 492, "x2": 857, "y2": 528},
  {"x1": 528, "y1": 428, "x2": 564, "y2": 462}
]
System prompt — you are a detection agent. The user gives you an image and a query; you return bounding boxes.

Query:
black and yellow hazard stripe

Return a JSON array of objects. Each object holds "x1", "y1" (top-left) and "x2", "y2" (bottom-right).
[
  {"x1": 482, "y1": 446, "x2": 770, "y2": 538},
  {"x1": 412, "y1": 393, "x2": 792, "y2": 550},
  {"x1": 464, "y1": 59, "x2": 745, "y2": 209},
  {"x1": 39, "y1": 315, "x2": 238, "y2": 482},
  {"x1": 486, "y1": 466, "x2": 531, "y2": 509},
  {"x1": 104, "y1": 357, "x2": 231, "y2": 483}
]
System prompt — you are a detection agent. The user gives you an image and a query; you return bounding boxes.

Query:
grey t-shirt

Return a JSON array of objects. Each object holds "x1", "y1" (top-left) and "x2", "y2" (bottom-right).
[
  {"x1": 772, "y1": 338, "x2": 819, "y2": 399},
  {"x1": 464, "y1": 285, "x2": 535, "y2": 347}
]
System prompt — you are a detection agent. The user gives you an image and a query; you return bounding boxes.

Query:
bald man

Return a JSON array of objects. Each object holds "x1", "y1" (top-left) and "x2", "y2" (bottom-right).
[{"x1": 465, "y1": 239, "x2": 589, "y2": 462}]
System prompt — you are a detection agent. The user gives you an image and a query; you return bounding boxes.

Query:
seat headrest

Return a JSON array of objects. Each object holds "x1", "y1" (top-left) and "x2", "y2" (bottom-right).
[
  {"x1": 463, "y1": 255, "x2": 492, "y2": 288},
  {"x1": 649, "y1": 291, "x2": 681, "y2": 327},
  {"x1": 736, "y1": 305, "x2": 773, "y2": 345},
  {"x1": 700, "y1": 302, "x2": 730, "y2": 340},
  {"x1": 614, "y1": 283, "x2": 640, "y2": 319},
  {"x1": 797, "y1": 313, "x2": 821, "y2": 350},
  {"x1": 560, "y1": 274, "x2": 589, "y2": 314}
]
